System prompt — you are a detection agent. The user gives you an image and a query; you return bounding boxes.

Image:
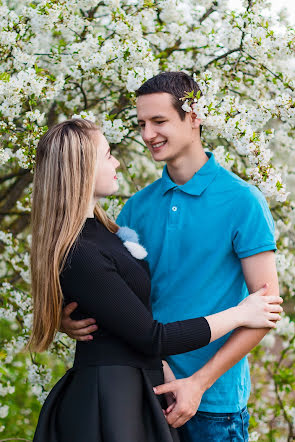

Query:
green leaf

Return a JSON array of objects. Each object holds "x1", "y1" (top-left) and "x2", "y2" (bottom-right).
[{"x1": 0, "y1": 72, "x2": 10, "y2": 82}]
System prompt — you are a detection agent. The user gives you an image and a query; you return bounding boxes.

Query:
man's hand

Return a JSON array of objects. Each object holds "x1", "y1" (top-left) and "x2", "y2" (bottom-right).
[
  {"x1": 153, "y1": 376, "x2": 205, "y2": 428},
  {"x1": 60, "y1": 302, "x2": 98, "y2": 341}
]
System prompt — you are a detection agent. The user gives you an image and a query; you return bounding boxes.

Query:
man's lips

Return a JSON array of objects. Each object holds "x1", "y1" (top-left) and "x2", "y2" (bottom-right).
[{"x1": 150, "y1": 140, "x2": 167, "y2": 151}]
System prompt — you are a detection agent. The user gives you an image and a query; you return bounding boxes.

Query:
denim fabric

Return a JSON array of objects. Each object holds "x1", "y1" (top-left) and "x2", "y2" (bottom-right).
[{"x1": 178, "y1": 407, "x2": 250, "y2": 442}]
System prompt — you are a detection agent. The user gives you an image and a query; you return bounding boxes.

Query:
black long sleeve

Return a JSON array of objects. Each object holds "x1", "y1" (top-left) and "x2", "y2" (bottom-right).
[{"x1": 61, "y1": 218, "x2": 211, "y2": 358}]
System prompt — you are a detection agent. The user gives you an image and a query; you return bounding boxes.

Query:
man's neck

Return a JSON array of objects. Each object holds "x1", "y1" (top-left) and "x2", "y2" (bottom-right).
[{"x1": 166, "y1": 145, "x2": 208, "y2": 185}]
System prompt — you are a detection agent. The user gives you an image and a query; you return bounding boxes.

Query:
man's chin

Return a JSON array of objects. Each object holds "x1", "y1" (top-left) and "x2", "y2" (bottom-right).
[{"x1": 150, "y1": 149, "x2": 170, "y2": 163}]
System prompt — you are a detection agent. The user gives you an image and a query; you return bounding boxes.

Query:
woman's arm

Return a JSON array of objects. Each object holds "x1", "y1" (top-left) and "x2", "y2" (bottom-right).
[
  {"x1": 205, "y1": 284, "x2": 282, "y2": 343},
  {"x1": 61, "y1": 244, "x2": 282, "y2": 358}
]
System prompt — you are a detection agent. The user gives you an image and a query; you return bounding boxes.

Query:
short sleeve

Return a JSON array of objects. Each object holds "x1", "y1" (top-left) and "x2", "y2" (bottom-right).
[{"x1": 232, "y1": 187, "x2": 276, "y2": 259}]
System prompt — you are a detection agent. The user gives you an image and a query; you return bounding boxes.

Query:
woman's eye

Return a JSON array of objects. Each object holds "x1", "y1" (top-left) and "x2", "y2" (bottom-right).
[{"x1": 156, "y1": 121, "x2": 165, "y2": 124}]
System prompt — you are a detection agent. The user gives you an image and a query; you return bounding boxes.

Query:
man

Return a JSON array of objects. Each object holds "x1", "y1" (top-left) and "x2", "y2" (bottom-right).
[{"x1": 61, "y1": 72, "x2": 279, "y2": 441}]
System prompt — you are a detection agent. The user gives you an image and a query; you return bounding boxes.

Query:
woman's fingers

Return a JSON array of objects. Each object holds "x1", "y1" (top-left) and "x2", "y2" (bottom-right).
[
  {"x1": 254, "y1": 284, "x2": 268, "y2": 296},
  {"x1": 266, "y1": 304, "x2": 283, "y2": 313},
  {"x1": 268, "y1": 313, "x2": 281, "y2": 322},
  {"x1": 264, "y1": 295, "x2": 283, "y2": 304}
]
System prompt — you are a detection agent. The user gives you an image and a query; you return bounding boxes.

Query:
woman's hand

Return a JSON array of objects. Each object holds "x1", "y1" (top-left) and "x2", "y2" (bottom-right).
[{"x1": 237, "y1": 283, "x2": 283, "y2": 328}]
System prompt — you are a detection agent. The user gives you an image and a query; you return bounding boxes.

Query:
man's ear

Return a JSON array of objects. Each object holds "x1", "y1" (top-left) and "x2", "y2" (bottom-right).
[{"x1": 190, "y1": 111, "x2": 202, "y2": 130}]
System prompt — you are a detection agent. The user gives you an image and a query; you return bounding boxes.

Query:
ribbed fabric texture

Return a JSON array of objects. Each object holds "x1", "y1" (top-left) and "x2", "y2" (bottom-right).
[{"x1": 60, "y1": 217, "x2": 211, "y2": 359}]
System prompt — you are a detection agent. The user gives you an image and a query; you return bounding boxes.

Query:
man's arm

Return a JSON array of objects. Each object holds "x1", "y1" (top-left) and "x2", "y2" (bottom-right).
[
  {"x1": 154, "y1": 250, "x2": 280, "y2": 428},
  {"x1": 192, "y1": 250, "x2": 279, "y2": 390}
]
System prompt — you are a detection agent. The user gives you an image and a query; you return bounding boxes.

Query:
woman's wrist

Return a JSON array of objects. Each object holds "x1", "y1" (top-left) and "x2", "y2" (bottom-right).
[{"x1": 232, "y1": 305, "x2": 246, "y2": 327}]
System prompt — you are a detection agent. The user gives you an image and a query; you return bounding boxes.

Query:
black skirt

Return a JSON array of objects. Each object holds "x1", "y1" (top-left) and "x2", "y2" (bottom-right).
[{"x1": 33, "y1": 364, "x2": 181, "y2": 442}]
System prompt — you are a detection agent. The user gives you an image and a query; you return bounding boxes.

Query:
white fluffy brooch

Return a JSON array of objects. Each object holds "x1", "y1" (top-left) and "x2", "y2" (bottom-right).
[{"x1": 116, "y1": 226, "x2": 148, "y2": 260}]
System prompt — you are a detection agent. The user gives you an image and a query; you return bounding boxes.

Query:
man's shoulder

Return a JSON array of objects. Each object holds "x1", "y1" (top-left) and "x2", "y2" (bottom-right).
[
  {"x1": 117, "y1": 176, "x2": 162, "y2": 225},
  {"x1": 216, "y1": 166, "x2": 263, "y2": 201}
]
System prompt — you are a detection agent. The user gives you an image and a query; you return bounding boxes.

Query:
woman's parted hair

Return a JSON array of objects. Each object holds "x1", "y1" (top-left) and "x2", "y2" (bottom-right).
[{"x1": 28, "y1": 118, "x2": 118, "y2": 352}]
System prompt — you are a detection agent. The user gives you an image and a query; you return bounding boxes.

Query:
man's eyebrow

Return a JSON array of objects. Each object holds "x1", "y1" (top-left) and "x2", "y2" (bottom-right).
[{"x1": 137, "y1": 115, "x2": 166, "y2": 122}]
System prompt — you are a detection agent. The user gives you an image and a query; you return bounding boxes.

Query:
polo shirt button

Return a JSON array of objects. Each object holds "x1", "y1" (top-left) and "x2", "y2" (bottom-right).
[{"x1": 172, "y1": 206, "x2": 177, "y2": 212}]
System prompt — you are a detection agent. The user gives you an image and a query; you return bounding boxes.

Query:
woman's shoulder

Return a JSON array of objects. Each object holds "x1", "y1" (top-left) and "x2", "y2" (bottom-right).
[{"x1": 62, "y1": 234, "x2": 114, "y2": 276}]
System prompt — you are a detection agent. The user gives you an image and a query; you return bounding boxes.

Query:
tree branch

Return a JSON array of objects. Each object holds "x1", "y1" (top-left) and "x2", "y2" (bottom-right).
[
  {"x1": 199, "y1": 1, "x2": 218, "y2": 24},
  {"x1": 0, "y1": 169, "x2": 29, "y2": 185},
  {"x1": 0, "y1": 172, "x2": 33, "y2": 224},
  {"x1": 204, "y1": 47, "x2": 241, "y2": 69}
]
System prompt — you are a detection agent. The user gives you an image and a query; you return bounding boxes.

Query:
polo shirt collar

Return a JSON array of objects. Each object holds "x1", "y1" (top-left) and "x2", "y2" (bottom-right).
[{"x1": 161, "y1": 152, "x2": 220, "y2": 196}]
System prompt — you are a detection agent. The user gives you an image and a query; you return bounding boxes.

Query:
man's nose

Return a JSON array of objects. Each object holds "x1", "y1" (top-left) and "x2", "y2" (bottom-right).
[{"x1": 142, "y1": 124, "x2": 156, "y2": 142}]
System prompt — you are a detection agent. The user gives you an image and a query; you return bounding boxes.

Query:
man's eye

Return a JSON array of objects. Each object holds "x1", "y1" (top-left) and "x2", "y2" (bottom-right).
[{"x1": 156, "y1": 121, "x2": 165, "y2": 124}]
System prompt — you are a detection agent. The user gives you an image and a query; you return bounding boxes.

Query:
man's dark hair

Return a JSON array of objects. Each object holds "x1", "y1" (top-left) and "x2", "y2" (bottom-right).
[{"x1": 136, "y1": 71, "x2": 203, "y2": 136}]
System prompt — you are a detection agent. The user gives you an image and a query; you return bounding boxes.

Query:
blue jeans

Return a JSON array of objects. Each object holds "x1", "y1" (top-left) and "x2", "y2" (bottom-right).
[{"x1": 178, "y1": 407, "x2": 250, "y2": 442}]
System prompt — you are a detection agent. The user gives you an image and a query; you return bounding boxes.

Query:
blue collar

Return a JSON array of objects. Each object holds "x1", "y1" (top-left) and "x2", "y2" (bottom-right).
[{"x1": 160, "y1": 152, "x2": 220, "y2": 196}]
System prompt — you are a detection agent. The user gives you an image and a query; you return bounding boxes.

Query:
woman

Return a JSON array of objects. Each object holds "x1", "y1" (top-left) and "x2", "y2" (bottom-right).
[{"x1": 30, "y1": 119, "x2": 282, "y2": 442}]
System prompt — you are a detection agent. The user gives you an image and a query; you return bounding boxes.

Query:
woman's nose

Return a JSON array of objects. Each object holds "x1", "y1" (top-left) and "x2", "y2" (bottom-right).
[{"x1": 114, "y1": 157, "x2": 120, "y2": 168}]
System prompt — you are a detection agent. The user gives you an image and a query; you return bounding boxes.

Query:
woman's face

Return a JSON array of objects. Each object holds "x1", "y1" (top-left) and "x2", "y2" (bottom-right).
[{"x1": 93, "y1": 130, "x2": 120, "y2": 198}]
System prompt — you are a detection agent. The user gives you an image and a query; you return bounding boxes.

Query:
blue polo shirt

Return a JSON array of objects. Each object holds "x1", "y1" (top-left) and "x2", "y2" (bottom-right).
[{"x1": 117, "y1": 152, "x2": 276, "y2": 412}]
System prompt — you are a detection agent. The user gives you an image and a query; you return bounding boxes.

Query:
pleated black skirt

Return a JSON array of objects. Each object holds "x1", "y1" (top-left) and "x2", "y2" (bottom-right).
[{"x1": 33, "y1": 364, "x2": 181, "y2": 442}]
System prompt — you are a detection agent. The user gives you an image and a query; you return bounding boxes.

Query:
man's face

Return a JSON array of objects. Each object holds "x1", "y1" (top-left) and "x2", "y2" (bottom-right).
[{"x1": 136, "y1": 92, "x2": 197, "y2": 164}]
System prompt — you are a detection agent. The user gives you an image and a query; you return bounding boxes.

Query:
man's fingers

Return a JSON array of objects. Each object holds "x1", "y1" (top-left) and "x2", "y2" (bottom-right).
[
  {"x1": 75, "y1": 334, "x2": 94, "y2": 342},
  {"x1": 69, "y1": 318, "x2": 98, "y2": 331},
  {"x1": 166, "y1": 403, "x2": 175, "y2": 414},
  {"x1": 170, "y1": 415, "x2": 190, "y2": 428},
  {"x1": 153, "y1": 381, "x2": 176, "y2": 395},
  {"x1": 166, "y1": 409, "x2": 181, "y2": 426},
  {"x1": 62, "y1": 302, "x2": 78, "y2": 316},
  {"x1": 166, "y1": 404, "x2": 189, "y2": 428},
  {"x1": 71, "y1": 324, "x2": 98, "y2": 336},
  {"x1": 166, "y1": 406, "x2": 194, "y2": 428}
]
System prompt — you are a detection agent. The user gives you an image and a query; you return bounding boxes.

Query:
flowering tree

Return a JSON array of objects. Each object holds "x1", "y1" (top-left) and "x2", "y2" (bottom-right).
[{"x1": 0, "y1": 0, "x2": 294, "y2": 439}]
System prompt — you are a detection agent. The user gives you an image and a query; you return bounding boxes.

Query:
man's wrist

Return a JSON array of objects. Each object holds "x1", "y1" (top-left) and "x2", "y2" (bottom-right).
[{"x1": 191, "y1": 367, "x2": 214, "y2": 393}]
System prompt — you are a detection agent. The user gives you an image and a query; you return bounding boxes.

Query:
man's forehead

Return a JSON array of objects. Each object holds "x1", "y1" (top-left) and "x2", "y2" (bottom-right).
[
  {"x1": 136, "y1": 93, "x2": 175, "y2": 119},
  {"x1": 136, "y1": 92, "x2": 172, "y2": 105}
]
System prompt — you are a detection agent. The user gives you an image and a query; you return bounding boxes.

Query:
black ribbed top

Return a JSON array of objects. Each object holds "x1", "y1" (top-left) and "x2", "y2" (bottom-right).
[{"x1": 60, "y1": 217, "x2": 211, "y2": 369}]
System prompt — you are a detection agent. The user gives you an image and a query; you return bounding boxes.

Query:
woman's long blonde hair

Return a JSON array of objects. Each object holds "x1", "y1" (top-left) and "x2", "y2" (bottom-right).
[{"x1": 28, "y1": 119, "x2": 118, "y2": 352}]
